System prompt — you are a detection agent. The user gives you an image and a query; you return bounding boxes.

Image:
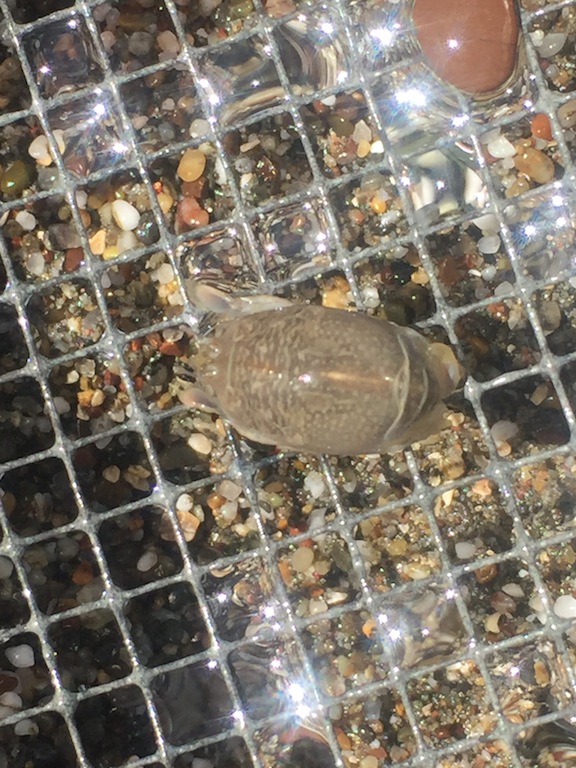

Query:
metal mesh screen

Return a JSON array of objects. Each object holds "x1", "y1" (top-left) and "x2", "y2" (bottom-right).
[{"x1": 0, "y1": 0, "x2": 576, "y2": 766}]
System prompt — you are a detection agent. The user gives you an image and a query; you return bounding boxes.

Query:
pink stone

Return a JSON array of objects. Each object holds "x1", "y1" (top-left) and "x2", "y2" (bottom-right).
[{"x1": 413, "y1": 0, "x2": 520, "y2": 95}]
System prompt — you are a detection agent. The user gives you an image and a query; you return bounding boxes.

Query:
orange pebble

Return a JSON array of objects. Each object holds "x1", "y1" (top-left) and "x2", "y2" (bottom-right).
[
  {"x1": 531, "y1": 113, "x2": 553, "y2": 141},
  {"x1": 72, "y1": 561, "x2": 94, "y2": 586}
]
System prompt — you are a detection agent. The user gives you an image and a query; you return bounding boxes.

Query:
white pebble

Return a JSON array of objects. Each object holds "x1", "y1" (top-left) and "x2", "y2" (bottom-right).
[
  {"x1": 188, "y1": 433, "x2": 212, "y2": 455},
  {"x1": 481, "y1": 265, "x2": 497, "y2": 281},
  {"x1": 176, "y1": 493, "x2": 194, "y2": 512},
  {"x1": 308, "y1": 597, "x2": 328, "y2": 615},
  {"x1": 538, "y1": 32, "x2": 567, "y2": 58},
  {"x1": 308, "y1": 507, "x2": 328, "y2": 530},
  {"x1": 553, "y1": 594, "x2": 576, "y2": 619},
  {"x1": 6, "y1": 644, "x2": 35, "y2": 669},
  {"x1": 304, "y1": 470, "x2": 326, "y2": 500},
  {"x1": 189, "y1": 118, "x2": 211, "y2": 138},
  {"x1": 219, "y1": 500, "x2": 238, "y2": 523},
  {"x1": 494, "y1": 280, "x2": 514, "y2": 297},
  {"x1": 26, "y1": 251, "x2": 45, "y2": 276},
  {"x1": 455, "y1": 541, "x2": 477, "y2": 560},
  {"x1": 117, "y1": 230, "x2": 139, "y2": 253},
  {"x1": 491, "y1": 420, "x2": 518, "y2": 443},
  {"x1": 352, "y1": 119, "x2": 372, "y2": 143},
  {"x1": 136, "y1": 550, "x2": 158, "y2": 572},
  {"x1": 0, "y1": 556, "x2": 14, "y2": 580},
  {"x1": 487, "y1": 135, "x2": 516, "y2": 159},
  {"x1": 471, "y1": 213, "x2": 499, "y2": 236},
  {"x1": 478, "y1": 234, "x2": 501, "y2": 255},
  {"x1": 154, "y1": 263, "x2": 174, "y2": 285},
  {"x1": 291, "y1": 546, "x2": 315, "y2": 573},
  {"x1": 361, "y1": 285, "x2": 380, "y2": 308},
  {"x1": 75, "y1": 189, "x2": 88, "y2": 209},
  {"x1": 28, "y1": 134, "x2": 50, "y2": 163},
  {"x1": 14, "y1": 719, "x2": 39, "y2": 736},
  {"x1": 0, "y1": 691, "x2": 22, "y2": 718},
  {"x1": 217, "y1": 479, "x2": 243, "y2": 501},
  {"x1": 15, "y1": 210, "x2": 37, "y2": 231},
  {"x1": 111, "y1": 199, "x2": 141, "y2": 231},
  {"x1": 502, "y1": 582, "x2": 524, "y2": 598}
]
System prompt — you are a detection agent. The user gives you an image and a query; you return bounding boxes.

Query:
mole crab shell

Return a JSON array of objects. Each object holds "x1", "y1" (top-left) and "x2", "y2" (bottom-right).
[{"x1": 196, "y1": 304, "x2": 462, "y2": 456}]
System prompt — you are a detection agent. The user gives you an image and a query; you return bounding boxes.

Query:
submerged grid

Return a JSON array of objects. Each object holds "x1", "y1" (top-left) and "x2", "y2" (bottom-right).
[{"x1": 1, "y1": 0, "x2": 576, "y2": 766}]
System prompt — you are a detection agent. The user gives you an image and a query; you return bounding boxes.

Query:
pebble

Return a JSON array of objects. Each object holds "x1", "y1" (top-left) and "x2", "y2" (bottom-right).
[
  {"x1": 157, "y1": 190, "x2": 174, "y2": 213},
  {"x1": 218, "y1": 479, "x2": 243, "y2": 501},
  {"x1": 356, "y1": 139, "x2": 371, "y2": 158},
  {"x1": 487, "y1": 135, "x2": 516, "y2": 159},
  {"x1": 308, "y1": 597, "x2": 328, "y2": 615},
  {"x1": 157, "y1": 29, "x2": 179, "y2": 55},
  {"x1": 128, "y1": 31, "x2": 154, "y2": 58},
  {"x1": 0, "y1": 556, "x2": 14, "y2": 579},
  {"x1": 514, "y1": 147, "x2": 555, "y2": 184},
  {"x1": 477, "y1": 234, "x2": 501, "y2": 254},
  {"x1": 135, "y1": 211, "x2": 159, "y2": 245},
  {"x1": 352, "y1": 119, "x2": 372, "y2": 143},
  {"x1": 117, "y1": 230, "x2": 139, "y2": 253},
  {"x1": 218, "y1": 500, "x2": 238, "y2": 523},
  {"x1": 455, "y1": 541, "x2": 476, "y2": 560},
  {"x1": 28, "y1": 135, "x2": 52, "y2": 166},
  {"x1": 14, "y1": 719, "x2": 38, "y2": 736},
  {"x1": 136, "y1": 550, "x2": 158, "y2": 572},
  {"x1": 362, "y1": 285, "x2": 380, "y2": 308},
  {"x1": 111, "y1": 199, "x2": 141, "y2": 231},
  {"x1": 531, "y1": 113, "x2": 553, "y2": 141},
  {"x1": 304, "y1": 470, "x2": 326, "y2": 499},
  {"x1": 553, "y1": 594, "x2": 576, "y2": 619},
  {"x1": 154, "y1": 263, "x2": 174, "y2": 285},
  {"x1": 89, "y1": 229, "x2": 106, "y2": 255},
  {"x1": 178, "y1": 511, "x2": 202, "y2": 541},
  {"x1": 494, "y1": 280, "x2": 514, "y2": 297},
  {"x1": 481, "y1": 265, "x2": 497, "y2": 281},
  {"x1": 15, "y1": 210, "x2": 37, "y2": 231},
  {"x1": 188, "y1": 432, "x2": 213, "y2": 454},
  {"x1": 177, "y1": 148, "x2": 206, "y2": 182},
  {"x1": 77, "y1": 580, "x2": 104, "y2": 604},
  {"x1": 539, "y1": 300, "x2": 561, "y2": 334},
  {"x1": 176, "y1": 493, "x2": 194, "y2": 512},
  {"x1": 558, "y1": 99, "x2": 576, "y2": 129},
  {"x1": 189, "y1": 118, "x2": 211, "y2": 139},
  {"x1": 502, "y1": 582, "x2": 524, "y2": 598},
  {"x1": 412, "y1": 0, "x2": 520, "y2": 94},
  {"x1": 490, "y1": 420, "x2": 518, "y2": 443},
  {"x1": 1, "y1": 159, "x2": 33, "y2": 197},
  {"x1": 472, "y1": 212, "x2": 499, "y2": 236},
  {"x1": 5, "y1": 644, "x2": 34, "y2": 669},
  {"x1": 0, "y1": 691, "x2": 22, "y2": 718},
  {"x1": 538, "y1": 32, "x2": 567, "y2": 58},
  {"x1": 103, "y1": 465, "x2": 121, "y2": 483},
  {"x1": 291, "y1": 546, "x2": 315, "y2": 573},
  {"x1": 359, "y1": 757, "x2": 379, "y2": 768},
  {"x1": 177, "y1": 198, "x2": 209, "y2": 229}
]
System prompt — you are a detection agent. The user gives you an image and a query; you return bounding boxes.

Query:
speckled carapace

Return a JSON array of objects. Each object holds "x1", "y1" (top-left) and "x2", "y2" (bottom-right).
[{"x1": 188, "y1": 301, "x2": 463, "y2": 456}]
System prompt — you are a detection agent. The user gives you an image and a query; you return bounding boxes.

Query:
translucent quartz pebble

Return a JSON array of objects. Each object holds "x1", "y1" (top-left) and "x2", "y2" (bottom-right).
[{"x1": 412, "y1": 0, "x2": 520, "y2": 95}]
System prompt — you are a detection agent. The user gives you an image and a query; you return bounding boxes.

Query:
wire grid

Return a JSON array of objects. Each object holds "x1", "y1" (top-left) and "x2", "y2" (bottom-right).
[{"x1": 0, "y1": 0, "x2": 575, "y2": 766}]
